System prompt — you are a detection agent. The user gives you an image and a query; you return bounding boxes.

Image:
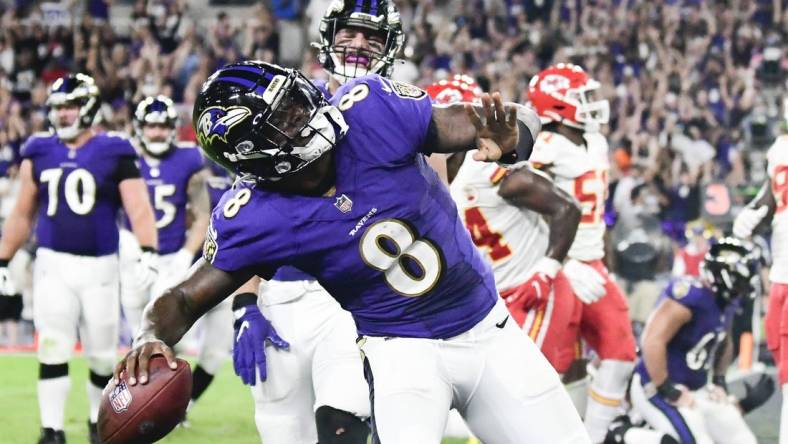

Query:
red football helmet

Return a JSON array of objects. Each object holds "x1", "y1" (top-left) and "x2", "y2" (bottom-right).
[
  {"x1": 528, "y1": 63, "x2": 609, "y2": 131},
  {"x1": 425, "y1": 74, "x2": 482, "y2": 105}
]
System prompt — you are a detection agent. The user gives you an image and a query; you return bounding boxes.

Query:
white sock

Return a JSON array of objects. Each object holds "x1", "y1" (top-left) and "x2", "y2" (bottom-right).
[
  {"x1": 781, "y1": 384, "x2": 788, "y2": 444},
  {"x1": 87, "y1": 380, "x2": 104, "y2": 423},
  {"x1": 624, "y1": 427, "x2": 669, "y2": 444},
  {"x1": 585, "y1": 360, "x2": 633, "y2": 442},
  {"x1": 38, "y1": 376, "x2": 71, "y2": 430}
]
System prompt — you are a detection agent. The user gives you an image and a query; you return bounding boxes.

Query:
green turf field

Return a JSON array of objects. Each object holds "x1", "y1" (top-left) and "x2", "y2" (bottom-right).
[
  {"x1": 0, "y1": 354, "x2": 472, "y2": 444},
  {"x1": 2, "y1": 354, "x2": 779, "y2": 443}
]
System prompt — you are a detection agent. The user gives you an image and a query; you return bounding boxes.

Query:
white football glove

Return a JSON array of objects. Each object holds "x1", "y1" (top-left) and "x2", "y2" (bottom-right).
[
  {"x1": 170, "y1": 248, "x2": 195, "y2": 279},
  {"x1": 0, "y1": 260, "x2": 16, "y2": 296},
  {"x1": 133, "y1": 249, "x2": 159, "y2": 290},
  {"x1": 564, "y1": 259, "x2": 606, "y2": 304},
  {"x1": 732, "y1": 206, "x2": 769, "y2": 239}
]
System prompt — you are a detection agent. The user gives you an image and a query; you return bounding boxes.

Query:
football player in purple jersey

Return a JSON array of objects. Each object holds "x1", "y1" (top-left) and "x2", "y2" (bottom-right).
[
  {"x1": 120, "y1": 95, "x2": 230, "y2": 426},
  {"x1": 228, "y1": 2, "x2": 409, "y2": 443},
  {"x1": 0, "y1": 73, "x2": 158, "y2": 444},
  {"x1": 113, "y1": 60, "x2": 590, "y2": 444},
  {"x1": 613, "y1": 238, "x2": 762, "y2": 444}
]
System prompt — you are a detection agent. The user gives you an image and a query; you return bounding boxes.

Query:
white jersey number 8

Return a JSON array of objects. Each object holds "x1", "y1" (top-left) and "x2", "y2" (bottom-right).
[
  {"x1": 40, "y1": 168, "x2": 96, "y2": 216},
  {"x1": 359, "y1": 218, "x2": 442, "y2": 297}
]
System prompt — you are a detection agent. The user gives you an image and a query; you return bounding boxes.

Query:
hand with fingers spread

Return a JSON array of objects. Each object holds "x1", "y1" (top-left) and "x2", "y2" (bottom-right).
[
  {"x1": 232, "y1": 292, "x2": 289, "y2": 385},
  {"x1": 113, "y1": 337, "x2": 178, "y2": 386},
  {"x1": 464, "y1": 92, "x2": 519, "y2": 162}
]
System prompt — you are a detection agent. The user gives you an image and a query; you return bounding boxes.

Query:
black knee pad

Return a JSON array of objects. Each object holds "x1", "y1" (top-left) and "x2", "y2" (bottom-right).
[
  {"x1": 661, "y1": 436, "x2": 680, "y2": 444},
  {"x1": 315, "y1": 405, "x2": 369, "y2": 444},
  {"x1": 39, "y1": 363, "x2": 68, "y2": 380},
  {"x1": 89, "y1": 370, "x2": 112, "y2": 388},
  {"x1": 191, "y1": 365, "x2": 215, "y2": 401}
]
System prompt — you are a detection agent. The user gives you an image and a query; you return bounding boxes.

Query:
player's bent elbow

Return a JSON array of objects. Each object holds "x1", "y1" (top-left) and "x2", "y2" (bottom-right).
[{"x1": 559, "y1": 197, "x2": 582, "y2": 224}]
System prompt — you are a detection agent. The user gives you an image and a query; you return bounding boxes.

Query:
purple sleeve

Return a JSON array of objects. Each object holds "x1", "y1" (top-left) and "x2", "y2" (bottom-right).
[
  {"x1": 185, "y1": 145, "x2": 206, "y2": 177},
  {"x1": 20, "y1": 135, "x2": 43, "y2": 160},
  {"x1": 203, "y1": 185, "x2": 293, "y2": 277},
  {"x1": 666, "y1": 278, "x2": 706, "y2": 310},
  {"x1": 331, "y1": 75, "x2": 433, "y2": 162},
  {"x1": 105, "y1": 134, "x2": 138, "y2": 158}
]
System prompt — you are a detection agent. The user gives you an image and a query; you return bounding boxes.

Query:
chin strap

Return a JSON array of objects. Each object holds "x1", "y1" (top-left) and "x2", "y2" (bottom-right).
[{"x1": 324, "y1": 106, "x2": 349, "y2": 137}]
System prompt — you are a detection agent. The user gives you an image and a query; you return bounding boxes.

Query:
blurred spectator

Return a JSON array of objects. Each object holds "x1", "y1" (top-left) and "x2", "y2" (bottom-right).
[{"x1": 0, "y1": 0, "x2": 781, "y2": 279}]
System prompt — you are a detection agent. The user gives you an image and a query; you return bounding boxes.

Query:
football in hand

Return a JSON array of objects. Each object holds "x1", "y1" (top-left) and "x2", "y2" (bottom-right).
[{"x1": 98, "y1": 356, "x2": 192, "y2": 444}]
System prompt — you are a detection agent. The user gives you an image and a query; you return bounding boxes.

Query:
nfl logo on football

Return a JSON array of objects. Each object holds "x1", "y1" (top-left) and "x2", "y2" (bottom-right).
[
  {"x1": 334, "y1": 194, "x2": 353, "y2": 213},
  {"x1": 109, "y1": 381, "x2": 133, "y2": 413}
]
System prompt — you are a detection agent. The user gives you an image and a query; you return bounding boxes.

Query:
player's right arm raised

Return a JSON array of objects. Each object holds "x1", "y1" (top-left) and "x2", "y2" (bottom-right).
[
  {"x1": 429, "y1": 92, "x2": 541, "y2": 162},
  {"x1": 115, "y1": 259, "x2": 257, "y2": 385}
]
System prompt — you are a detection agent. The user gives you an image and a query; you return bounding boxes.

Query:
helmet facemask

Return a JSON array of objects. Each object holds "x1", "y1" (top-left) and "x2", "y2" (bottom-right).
[
  {"x1": 701, "y1": 239, "x2": 760, "y2": 302},
  {"x1": 203, "y1": 71, "x2": 348, "y2": 182},
  {"x1": 564, "y1": 80, "x2": 610, "y2": 132},
  {"x1": 46, "y1": 74, "x2": 100, "y2": 141},
  {"x1": 134, "y1": 95, "x2": 179, "y2": 158},
  {"x1": 317, "y1": 1, "x2": 404, "y2": 85}
]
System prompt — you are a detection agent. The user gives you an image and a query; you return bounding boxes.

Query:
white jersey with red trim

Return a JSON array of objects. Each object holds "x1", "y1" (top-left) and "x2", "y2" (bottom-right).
[
  {"x1": 449, "y1": 153, "x2": 549, "y2": 291},
  {"x1": 767, "y1": 135, "x2": 788, "y2": 283},
  {"x1": 529, "y1": 130, "x2": 609, "y2": 261}
]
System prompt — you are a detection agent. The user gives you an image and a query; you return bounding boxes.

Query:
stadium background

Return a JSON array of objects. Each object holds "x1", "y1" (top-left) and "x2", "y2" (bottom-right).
[{"x1": 0, "y1": 0, "x2": 785, "y2": 443}]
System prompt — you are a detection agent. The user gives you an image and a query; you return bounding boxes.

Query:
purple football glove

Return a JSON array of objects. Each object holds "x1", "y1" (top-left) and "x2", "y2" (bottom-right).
[{"x1": 232, "y1": 293, "x2": 289, "y2": 385}]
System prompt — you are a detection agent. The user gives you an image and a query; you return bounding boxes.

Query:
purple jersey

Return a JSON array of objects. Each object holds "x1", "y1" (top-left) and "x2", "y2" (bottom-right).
[
  {"x1": 636, "y1": 278, "x2": 734, "y2": 390},
  {"x1": 139, "y1": 144, "x2": 204, "y2": 254},
  {"x1": 205, "y1": 75, "x2": 497, "y2": 338},
  {"x1": 23, "y1": 132, "x2": 137, "y2": 256},
  {"x1": 272, "y1": 266, "x2": 314, "y2": 282}
]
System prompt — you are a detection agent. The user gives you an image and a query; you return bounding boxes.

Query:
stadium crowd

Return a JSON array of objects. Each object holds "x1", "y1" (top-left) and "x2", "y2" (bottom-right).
[
  {"x1": 0, "y1": 0, "x2": 784, "y2": 217},
  {"x1": 0, "y1": 1, "x2": 784, "y2": 444},
  {"x1": 0, "y1": 0, "x2": 782, "y2": 332}
]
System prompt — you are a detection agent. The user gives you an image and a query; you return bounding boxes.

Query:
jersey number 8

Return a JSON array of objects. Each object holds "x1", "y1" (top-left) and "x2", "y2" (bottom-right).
[
  {"x1": 359, "y1": 218, "x2": 443, "y2": 297},
  {"x1": 223, "y1": 188, "x2": 252, "y2": 218},
  {"x1": 337, "y1": 84, "x2": 370, "y2": 111}
]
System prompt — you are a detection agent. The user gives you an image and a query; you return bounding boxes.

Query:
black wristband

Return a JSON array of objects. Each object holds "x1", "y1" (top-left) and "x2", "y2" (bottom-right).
[
  {"x1": 712, "y1": 374, "x2": 727, "y2": 390},
  {"x1": 140, "y1": 246, "x2": 157, "y2": 254},
  {"x1": 497, "y1": 150, "x2": 519, "y2": 165},
  {"x1": 232, "y1": 292, "x2": 258, "y2": 310},
  {"x1": 0, "y1": 259, "x2": 8, "y2": 267},
  {"x1": 656, "y1": 380, "x2": 682, "y2": 402}
]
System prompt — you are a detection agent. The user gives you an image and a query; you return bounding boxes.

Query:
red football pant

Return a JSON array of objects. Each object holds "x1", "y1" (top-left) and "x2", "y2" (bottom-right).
[
  {"x1": 579, "y1": 260, "x2": 637, "y2": 362},
  {"x1": 766, "y1": 283, "x2": 788, "y2": 385},
  {"x1": 503, "y1": 271, "x2": 582, "y2": 374}
]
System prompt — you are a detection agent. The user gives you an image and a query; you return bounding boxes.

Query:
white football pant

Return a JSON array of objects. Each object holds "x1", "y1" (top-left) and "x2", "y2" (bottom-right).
[
  {"x1": 250, "y1": 279, "x2": 370, "y2": 444},
  {"x1": 630, "y1": 373, "x2": 756, "y2": 444},
  {"x1": 33, "y1": 248, "x2": 119, "y2": 375},
  {"x1": 359, "y1": 299, "x2": 590, "y2": 444}
]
